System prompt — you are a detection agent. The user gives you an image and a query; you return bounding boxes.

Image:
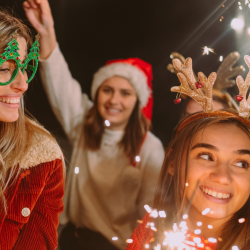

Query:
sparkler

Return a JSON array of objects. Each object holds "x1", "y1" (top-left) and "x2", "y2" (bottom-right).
[{"x1": 202, "y1": 46, "x2": 215, "y2": 55}]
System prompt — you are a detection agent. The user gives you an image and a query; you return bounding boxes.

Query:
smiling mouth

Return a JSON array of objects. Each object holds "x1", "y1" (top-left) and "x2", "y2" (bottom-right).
[
  {"x1": 106, "y1": 108, "x2": 121, "y2": 113},
  {"x1": 201, "y1": 187, "x2": 232, "y2": 200},
  {"x1": 0, "y1": 98, "x2": 20, "y2": 104}
]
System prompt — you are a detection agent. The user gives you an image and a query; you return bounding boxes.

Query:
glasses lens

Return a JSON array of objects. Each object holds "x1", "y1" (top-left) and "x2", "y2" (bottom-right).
[
  {"x1": 23, "y1": 59, "x2": 37, "y2": 83},
  {"x1": 0, "y1": 59, "x2": 18, "y2": 84}
]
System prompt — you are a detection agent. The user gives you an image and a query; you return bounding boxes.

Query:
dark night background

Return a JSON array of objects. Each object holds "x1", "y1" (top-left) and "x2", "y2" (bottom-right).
[{"x1": 1, "y1": 0, "x2": 244, "y2": 163}]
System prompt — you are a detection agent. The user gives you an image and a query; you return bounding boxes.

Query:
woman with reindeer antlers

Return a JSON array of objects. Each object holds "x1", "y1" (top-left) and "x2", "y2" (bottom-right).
[
  {"x1": 167, "y1": 52, "x2": 245, "y2": 117},
  {"x1": 126, "y1": 55, "x2": 250, "y2": 250}
]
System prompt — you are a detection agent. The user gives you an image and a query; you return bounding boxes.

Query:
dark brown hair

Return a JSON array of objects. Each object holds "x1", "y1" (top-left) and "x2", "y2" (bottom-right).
[
  {"x1": 153, "y1": 110, "x2": 250, "y2": 249},
  {"x1": 83, "y1": 91, "x2": 150, "y2": 161}
]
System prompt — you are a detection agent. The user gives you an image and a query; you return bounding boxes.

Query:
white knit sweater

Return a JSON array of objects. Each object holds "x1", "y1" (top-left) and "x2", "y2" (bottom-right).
[{"x1": 39, "y1": 46, "x2": 165, "y2": 250}]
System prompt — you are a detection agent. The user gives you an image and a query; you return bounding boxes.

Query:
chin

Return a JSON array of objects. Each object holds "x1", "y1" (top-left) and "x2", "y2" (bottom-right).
[{"x1": 0, "y1": 114, "x2": 19, "y2": 123}]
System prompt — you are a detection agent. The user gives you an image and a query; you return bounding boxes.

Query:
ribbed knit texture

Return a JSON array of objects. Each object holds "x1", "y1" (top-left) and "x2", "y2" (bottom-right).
[{"x1": 0, "y1": 158, "x2": 64, "y2": 250}]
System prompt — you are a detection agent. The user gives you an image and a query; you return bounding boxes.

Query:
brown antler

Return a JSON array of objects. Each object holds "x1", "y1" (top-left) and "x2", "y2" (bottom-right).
[
  {"x1": 236, "y1": 55, "x2": 250, "y2": 119},
  {"x1": 171, "y1": 58, "x2": 217, "y2": 113},
  {"x1": 215, "y1": 52, "x2": 245, "y2": 91},
  {"x1": 167, "y1": 52, "x2": 198, "y2": 81}
]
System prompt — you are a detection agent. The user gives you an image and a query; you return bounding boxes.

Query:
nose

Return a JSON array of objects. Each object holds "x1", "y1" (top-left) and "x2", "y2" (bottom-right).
[
  {"x1": 10, "y1": 69, "x2": 28, "y2": 93},
  {"x1": 209, "y1": 163, "x2": 232, "y2": 185},
  {"x1": 109, "y1": 91, "x2": 120, "y2": 104}
]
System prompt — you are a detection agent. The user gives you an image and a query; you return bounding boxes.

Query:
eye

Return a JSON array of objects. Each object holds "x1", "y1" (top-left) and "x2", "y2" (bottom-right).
[
  {"x1": 121, "y1": 90, "x2": 132, "y2": 96},
  {"x1": 198, "y1": 152, "x2": 213, "y2": 161},
  {"x1": 234, "y1": 160, "x2": 250, "y2": 169},
  {"x1": 102, "y1": 88, "x2": 112, "y2": 93}
]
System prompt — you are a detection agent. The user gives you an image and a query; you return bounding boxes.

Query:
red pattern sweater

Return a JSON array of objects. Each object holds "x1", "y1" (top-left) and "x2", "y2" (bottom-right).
[
  {"x1": 126, "y1": 213, "x2": 216, "y2": 250},
  {"x1": 0, "y1": 124, "x2": 65, "y2": 250}
]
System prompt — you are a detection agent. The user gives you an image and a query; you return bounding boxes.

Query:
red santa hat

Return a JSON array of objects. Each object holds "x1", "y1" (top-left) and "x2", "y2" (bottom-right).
[{"x1": 91, "y1": 58, "x2": 153, "y2": 121}]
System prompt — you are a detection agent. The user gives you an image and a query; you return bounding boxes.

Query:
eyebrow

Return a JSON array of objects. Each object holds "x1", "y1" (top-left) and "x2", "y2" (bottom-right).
[
  {"x1": 191, "y1": 143, "x2": 218, "y2": 151},
  {"x1": 234, "y1": 149, "x2": 250, "y2": 156},
  {"x1": 103, "y1": 85, "x2": 134, "y2": 92}
]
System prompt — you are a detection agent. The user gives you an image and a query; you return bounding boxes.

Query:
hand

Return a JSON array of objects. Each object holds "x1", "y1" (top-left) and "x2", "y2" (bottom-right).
[{"x1": 23, "y1": 0, "x2": 57, "y2": 59}]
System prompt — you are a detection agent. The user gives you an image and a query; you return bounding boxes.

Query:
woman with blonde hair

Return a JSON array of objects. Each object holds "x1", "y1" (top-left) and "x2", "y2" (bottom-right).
[
  {"x1": 0, "y1": 9, "x2": 64, "y2": 250},
  {"x1": 24, "y1": 0, "x2": 165, "y2": 249},
  {"x1": 127, "y1": 56, "x2": 250, "y2": 250}
]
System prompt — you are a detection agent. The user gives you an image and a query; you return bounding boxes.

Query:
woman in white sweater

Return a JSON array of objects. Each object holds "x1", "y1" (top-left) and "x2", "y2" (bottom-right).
[{"x1": 23, "y1": 0, "x2": 165, "y2": 249}]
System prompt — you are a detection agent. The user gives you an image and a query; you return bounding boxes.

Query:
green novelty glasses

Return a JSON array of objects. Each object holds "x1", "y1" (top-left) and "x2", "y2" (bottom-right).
[{"x1": 0, "y1": 33, "x2": 40, "y2": 86}]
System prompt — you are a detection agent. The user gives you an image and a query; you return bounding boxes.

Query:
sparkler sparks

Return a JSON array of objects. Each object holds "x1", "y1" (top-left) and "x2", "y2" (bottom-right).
[{"x1": 202, "y1": 46, "x2": 215, "y2": 55}]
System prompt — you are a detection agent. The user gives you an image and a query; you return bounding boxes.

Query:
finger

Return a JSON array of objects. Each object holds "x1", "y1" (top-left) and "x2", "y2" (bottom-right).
[
  {"x1": 27, "y1": 0, "x2": 38, "y2": 8},
  {"x1": 23, "y1": 7, "x2": 44, "y2": 32},
  {"x1": 177, "y1": 72, "x2": 189, "y2": 89},
  {"x1": 23, "y1": 1, "x2": 32, "y2": 8},
  {"x1": 173, "y1": 58, "x2": 183, "y2": 72},
  {"x1": 37, "y1": 0, "x2": 52, "y2": 14},
  {"x1": 244, "y1": 55, "x2": 250, "y2": 70}
]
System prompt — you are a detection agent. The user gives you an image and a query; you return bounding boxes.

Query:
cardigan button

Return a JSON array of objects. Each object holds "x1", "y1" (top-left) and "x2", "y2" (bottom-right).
[{"x1": 21, "y1": 207, "x2": 30, "y2": 217}]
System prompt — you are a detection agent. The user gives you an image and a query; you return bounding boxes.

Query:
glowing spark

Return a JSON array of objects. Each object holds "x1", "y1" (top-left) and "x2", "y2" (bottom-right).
[
  {"x1": 232, "y1": 246, "x2": 239, "y2": 250},
  {"x1": 74, "y1": 167, "x2": 79, "y2": 174},
  {"x1": 219, "y1": 56, "x2": 223, "y2": 61},
  {"x1": 154, "y1": 244, "x2": 161, "y2": 250},
  {"x1": 135, "y1": 156, "x2": 140, "y2": 162},
  {"x1": 112, "y1": 237, "x2": 118, "y2": 241},
  {"x1": 238, "y1": 1, "x2": 241, "y2": 5},
  {"x1": 238, "y1": 218, "x2": 245, "y2": 223},
  {"x1": 208, "y1": 238, "x2": 217, "y2": 243},
  {"x1": 183, "y1": 214, "x2": 188, "y2": 219},
  {"x1": 194, "y1": 229, "x2": 201, "y2": 234},
  {"x1": 151, "y1": 226, "x2": 157, "y2": 232},
  {"x1": 239, "y1": 6, "x2": 243, "y2": 9},
  {"x1": 197, "y1": 243, "x2": 205, "y2": 248},
  {"x1": 179, "y1": 221, "x2": 187, "y2": 228},
  {"x1": 144, "y1": 204, "x2": 152, "y2": 213},
  {"x1": 137, "y1": 220, "x2": 143, "y2": 224},
  {"x1": 197, "y1": 221, "x2": 202, "y2": 226},
  {"x1": 105, "y1": 120, "x2": 110, "y2": 127},
  {"x1": 245, "y1": 0, "x2": 248, "y2": 4},
  {"x1": 185, "y1": 183, "x2": 189, "y2": 187},
  {"x1": 150, "y1": 209, "x2": 158, "y2": 218},
  {"x1": 222, "y1": 4, "x2": 225, "y2": 7},
  {"x1": 208, "y1": 225, "x2": 213, "y2": 229},
  {"x1": 159, "y1": 211, "x2": 166, "y2": 218},
  {"x1": 202, "y1": 46, "x2": 214, "y2": 55},
  {"x1": 145, "y1": 244, "x2": 149, "y2": 249},
  {"x1": 170, "y1": 54, "x2": 174, "y2": 59},
  {"x1": 202, "y1": 208, "x2": 210, "y2": 215},
  {"x1": 218, "y1": 237, "x2": 223, "y2": 242},
  {"x1": 249, "y1": 3, "x2": 250, "y2": 7},
  {"x1": 193, "y1": 237, "x2": 201, "y2": 244},
  {"x1": 126, "y1": 239, "x2": 133, "y2": 243}
]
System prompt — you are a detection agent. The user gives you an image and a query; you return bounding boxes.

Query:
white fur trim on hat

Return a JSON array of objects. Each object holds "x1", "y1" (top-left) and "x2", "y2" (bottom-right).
[{"x1": 91, "y1": 63, "x2": 150, "y2": 108}]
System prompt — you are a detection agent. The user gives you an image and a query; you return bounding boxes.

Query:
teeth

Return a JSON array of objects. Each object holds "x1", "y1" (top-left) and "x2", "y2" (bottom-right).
[
  {"x1": 202, "y1": 188, "x2": 231, "y2": 199},
  {"x1": 0, "y1": 98, "x2": 20, "y2": 104},
  {"x1": 108, "y1": 109, "x2": 120, "y2": 113}
]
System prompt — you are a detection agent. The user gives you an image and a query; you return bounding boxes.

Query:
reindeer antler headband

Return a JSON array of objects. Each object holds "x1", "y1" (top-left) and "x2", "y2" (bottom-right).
[
  {"x1": 171, "y1": 55, "x2": 250, "y2": 133},
  {"x1": 167, "y1": 52, "x2": 244, "y2": 110}
]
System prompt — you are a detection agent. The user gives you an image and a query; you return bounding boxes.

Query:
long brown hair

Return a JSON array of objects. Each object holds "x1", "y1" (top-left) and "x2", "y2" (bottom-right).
[
  {"x1": 0, "y1": 9, "x2": 55, "y2": 213},
  {"x1": 153, "y1": 110, "x2": 250, "y2": 250},
  {"x1": 83, "y1": 90, "x2": 150, "y2": 161}
]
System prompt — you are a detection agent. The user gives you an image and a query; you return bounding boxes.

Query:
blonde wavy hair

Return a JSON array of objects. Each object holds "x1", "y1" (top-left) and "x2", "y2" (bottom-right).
[{"x1": 0, "y1": 9, "x2": 55, "y2": 213}]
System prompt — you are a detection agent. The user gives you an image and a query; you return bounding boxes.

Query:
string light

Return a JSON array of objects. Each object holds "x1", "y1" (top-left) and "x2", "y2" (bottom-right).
[
  {"x1": 219, "y1": 56, "x2": 223, "y2": 61},
  {"x1": 197, "y1": 221, "x2": 202, "y2": 226},
  {"x1": 238, "y1": 218, "x2": 245, "y2": 223},
  {"x1": 112, "y1": 237, "x2": 118, "y2": 241},
  {"x1": 74, "y1": 166, "x2": 79, "y2": 174},
  {"x1": 202, "y1": 208, "x2": 210, "y2": 215},
  {"x1": 231, "y1": 18, "x2": 245, "y2": 30},
  {"x1": 126, "y1": 239, "x2": 133, "y2": 243},
  {"x1": 194, "y1": 229, "x2": 201, "y2": 234},
  {"x1": 159, "y1": 211, "x2": 166, "y2": 218},
  {"x1": 135, "y1": 156, "x2": 140, "y2": 162},
  {"x1": 104, "y1": 120, "x2": 110, "y2": 127}
]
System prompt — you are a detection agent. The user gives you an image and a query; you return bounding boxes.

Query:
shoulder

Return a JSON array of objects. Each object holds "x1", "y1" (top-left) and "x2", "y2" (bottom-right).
[
  {"x1": 142, "y1": 131, "x2": 165, "y2": 156},
  {"x1": 6, "y1": 121, "x2": 63, "y2": 170}
]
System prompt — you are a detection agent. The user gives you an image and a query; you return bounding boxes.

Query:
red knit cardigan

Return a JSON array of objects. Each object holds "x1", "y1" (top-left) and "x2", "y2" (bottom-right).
[
  {"x1": 0, "y1": 127, "x2": 65, "y2": 250},
  {"x1": 126, "y1": 213, "x2": 216, "y2": 250}
]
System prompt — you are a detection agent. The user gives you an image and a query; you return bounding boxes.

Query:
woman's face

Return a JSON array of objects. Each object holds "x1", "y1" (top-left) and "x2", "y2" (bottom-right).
[
  {"x1": 185, "y1": 123, "x2": 250, "y2": 222},
  {"x1": 97, "y1": 76, "x2": 137, "y2": 130},
  {"x1": 0, "y1": 37, "x2": 28, "y2": 122}
]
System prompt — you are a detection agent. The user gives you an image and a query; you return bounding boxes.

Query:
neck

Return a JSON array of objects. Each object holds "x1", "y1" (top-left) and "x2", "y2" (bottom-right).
[{"x1": 185, "y1": 205, "x2": 232, "y2": 239}]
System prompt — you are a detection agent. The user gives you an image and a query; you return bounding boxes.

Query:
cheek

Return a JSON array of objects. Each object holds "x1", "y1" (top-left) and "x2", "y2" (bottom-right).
[{"x1": 123, "y1": 97, "x2": 137, "y2": 112}]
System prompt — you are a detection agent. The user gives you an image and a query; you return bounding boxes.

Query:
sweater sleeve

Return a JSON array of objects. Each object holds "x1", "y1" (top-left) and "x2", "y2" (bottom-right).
[
  {"x1": 13, "y1": 159, "x2": 65, "y2": 250},
  {"x1": 39, "y1": 45, "x2": 92, "y2": 143},
  {"x1": 126, "y1": 213, "x2": 153, "y2": 250},
  {"x1": 137, "y1": 137, "x2": 165, "y2": 218}
]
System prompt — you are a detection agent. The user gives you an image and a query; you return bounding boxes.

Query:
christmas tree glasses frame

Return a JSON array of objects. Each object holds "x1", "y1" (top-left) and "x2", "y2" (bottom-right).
[{"x1": 0, "y1": 32, "x2": 40, "y2": 86}]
